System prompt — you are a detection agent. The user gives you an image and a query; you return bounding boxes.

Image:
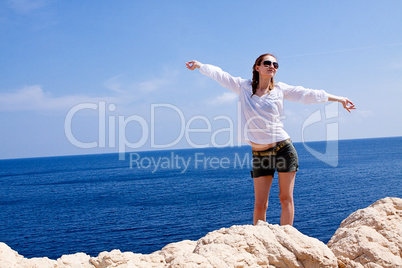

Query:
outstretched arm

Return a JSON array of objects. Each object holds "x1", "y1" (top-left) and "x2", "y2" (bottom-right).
[
  {"x1": 327, "y1": 94, "x2": 356, "y2": 113},
  {"x1": 281, "y1": 83, "x2": 356, "y2": 113},
  {"x1": 186, "y1": 60, "x2": 202, "y2": 70},
  {"x1": 185, "y1": 60, "x2": 243, "y2": 94}
]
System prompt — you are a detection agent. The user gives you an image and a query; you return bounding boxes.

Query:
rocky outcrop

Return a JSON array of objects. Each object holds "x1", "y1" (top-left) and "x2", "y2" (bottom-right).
[
  {"x1": 328, "y1": 197, "x2": 402, "y2": 268},
  {"x1": 0, "y1": 221, "x2": 337, "y2": 268},
  {"x1": 164, "y1": 222, "x2": 337, "y2": 267},
  {"x1": 0, "y1": 197, "x2": 400, "y2": 268},
  {"x1": 0, "y1": 243, "x2": 93, "y2": 268}
]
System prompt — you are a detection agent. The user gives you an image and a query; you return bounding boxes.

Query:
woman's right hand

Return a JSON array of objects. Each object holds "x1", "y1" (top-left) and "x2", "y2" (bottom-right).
[{"x1": 185, "y1": 60, "x2": 202, "y2": 70}]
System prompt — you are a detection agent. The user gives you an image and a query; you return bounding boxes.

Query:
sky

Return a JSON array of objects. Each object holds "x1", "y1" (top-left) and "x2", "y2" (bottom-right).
[{"x1": 0, "y1": 0, "x2": 401, "y2": 159}]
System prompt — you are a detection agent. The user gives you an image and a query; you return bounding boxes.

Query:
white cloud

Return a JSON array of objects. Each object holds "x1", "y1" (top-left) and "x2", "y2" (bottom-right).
[
  {"x1": 387, "y1": 61, "x2": 402, "y2": 70},
  {"x1": 0, "y1": 68, "x2": 181, "y2": 112},
  {"x1": 7, "y1": 0, "x2": 51, "y2": 14},
  {"x1": 0, "y1": 66, "x2": 186, "y2": 112},
  {"x1": 284, "y1": 43, "x2": 402, "y2": 59},
  {"x1": 138, "y1": 71, "x2": 178, "y2": 93},
  {"x1": 103, "y1": 74, "x2": 126, "y2": 93},
  {"x1": 207, "y1": 92, "x2": 238, "y2": 105},
  {"x1": 104, "y1": 68, "x2": 178, "y2": 94},
  {"x1": 356, "y1": 110, "x2": 374, "y2": 117},
  {"x1": 0, "y1": 85, "x2": 119, "y2": 111},
  {"x1": 138, "y1": 78, "x2": 170, "y2": 93}
]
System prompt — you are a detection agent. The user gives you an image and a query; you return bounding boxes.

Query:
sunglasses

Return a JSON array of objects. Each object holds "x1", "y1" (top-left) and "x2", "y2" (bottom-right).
[{"x1": 262, "y1": 60, "x2": 279, "y2": 69}]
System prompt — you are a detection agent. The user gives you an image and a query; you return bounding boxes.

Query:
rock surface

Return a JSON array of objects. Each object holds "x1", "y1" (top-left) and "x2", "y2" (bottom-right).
[
  {"x1": 328, "y1": 197, "x2": 402, "y2": 268},
  {"x1": 1, "y1": 197, "x2": 401, "y2": 268},
  {"x1": 0, "y1": 221, "x2": 336, "y2": 268}
]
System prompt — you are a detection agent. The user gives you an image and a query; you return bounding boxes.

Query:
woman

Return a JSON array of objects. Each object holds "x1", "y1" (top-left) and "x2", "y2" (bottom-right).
[{"x1": 185, "y1": 53, "x2": 355, "y2": 226}]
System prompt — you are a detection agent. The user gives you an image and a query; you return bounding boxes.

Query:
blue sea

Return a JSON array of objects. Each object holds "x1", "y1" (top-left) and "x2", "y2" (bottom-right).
[{"x1": 0, "y1": 137, "x2": 401, "y2": 260}]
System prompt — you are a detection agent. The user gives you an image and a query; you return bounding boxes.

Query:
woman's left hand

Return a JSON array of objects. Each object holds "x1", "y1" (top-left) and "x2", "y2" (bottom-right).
[
  {"x1": 339, "y1": 97, "x2": 356, "y2": 113},
  {"x1": 328, "y1": 94, "x2": 356, "y2": 113}
]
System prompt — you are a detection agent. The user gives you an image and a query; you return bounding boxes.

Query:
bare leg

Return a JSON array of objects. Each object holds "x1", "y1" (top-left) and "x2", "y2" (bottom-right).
[
  {"x1": 278, "y1": 171, "x2": 296, "y2": 226},
  {"x1": 253, "y1": 175, "x2": 273, "y2": 225}
]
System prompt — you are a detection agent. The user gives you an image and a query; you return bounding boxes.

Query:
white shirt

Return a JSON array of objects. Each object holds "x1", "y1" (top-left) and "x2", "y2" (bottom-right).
[{"x1": 199, "y1": 64, "x2": 329, "y2": 145}]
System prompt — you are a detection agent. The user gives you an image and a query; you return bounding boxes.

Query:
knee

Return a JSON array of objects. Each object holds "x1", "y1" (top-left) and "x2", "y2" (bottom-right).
[
  {"x1": 254, "y1": 201, "x2": 268, "y2": 212},
  {"x1": 279, "y1": 194, "x2": 293, "y2": 205}
]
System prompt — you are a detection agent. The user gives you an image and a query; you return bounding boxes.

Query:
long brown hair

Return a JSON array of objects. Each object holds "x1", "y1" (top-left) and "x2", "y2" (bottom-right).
[{"x1": 251, "y1": 53, "x2": 277, "y2": 98}]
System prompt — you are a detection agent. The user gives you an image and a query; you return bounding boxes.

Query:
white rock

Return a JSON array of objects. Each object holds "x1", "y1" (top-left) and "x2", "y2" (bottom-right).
[
  {"x1": 0, "y1": 221, "x2": 338, "y2": 268},
  {"x1": 89, "y1": 249, "x2": 165, "y2": 268},
  {"x1": 10, "y1": 197, "x2": 401, "y2": 268},
  {"x1": 57, "y1": 252, "x2": 92, "y2": 267},
  {"x1": 0, "y1": 242, "x2": 57, "y2": 268},
  {"x1": 328, "y1": 197, "x2": 402, "y2": 268},
  {"x1": 84, "y1": 222, "x2": 337, "y2": 267},
  {"x1": 0, "y1": 242, "x2": 21, "y2": 268},
  {"x1": 18, "y1": 257, "x2": 58, "y2": 268},
  {"x1": 191, "y1": 221, "x2": 338, "y2": 268},
  {"x1": 159, "y1": 240, "x2": 197, "y2": 264}
]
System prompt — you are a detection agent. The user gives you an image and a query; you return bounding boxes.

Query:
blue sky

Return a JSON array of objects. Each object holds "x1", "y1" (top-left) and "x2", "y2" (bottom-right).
[{"x1": 0, "y1": 0, "x2": 401, "y2": 159}]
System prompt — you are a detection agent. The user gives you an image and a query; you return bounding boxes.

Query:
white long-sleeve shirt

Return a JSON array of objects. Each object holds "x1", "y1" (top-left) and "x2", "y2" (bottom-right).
[{"x1": 199, "y1": 64, "x2": 329, "y2": 145}]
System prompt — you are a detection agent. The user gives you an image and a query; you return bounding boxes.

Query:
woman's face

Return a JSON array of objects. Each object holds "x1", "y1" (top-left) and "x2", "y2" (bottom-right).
[{"x1": 255, "y1": 55, "x2": 278, "y2": 78}]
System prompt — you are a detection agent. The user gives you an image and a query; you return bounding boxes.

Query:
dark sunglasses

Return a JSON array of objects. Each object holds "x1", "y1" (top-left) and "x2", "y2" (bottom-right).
[{"x1": 262, "y1": 60, "x2": 279, "y2": 69}]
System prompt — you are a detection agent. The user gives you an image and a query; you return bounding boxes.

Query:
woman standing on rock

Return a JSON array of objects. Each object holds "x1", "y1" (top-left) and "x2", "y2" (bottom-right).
[{"x1": 186, "y1": 54, "x2": 355, "y2": 226}]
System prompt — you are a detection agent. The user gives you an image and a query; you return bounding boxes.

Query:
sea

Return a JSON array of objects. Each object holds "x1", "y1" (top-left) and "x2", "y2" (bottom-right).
[{"x1": 0, "y1": 137, "x2": 401, "y2": 260}]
